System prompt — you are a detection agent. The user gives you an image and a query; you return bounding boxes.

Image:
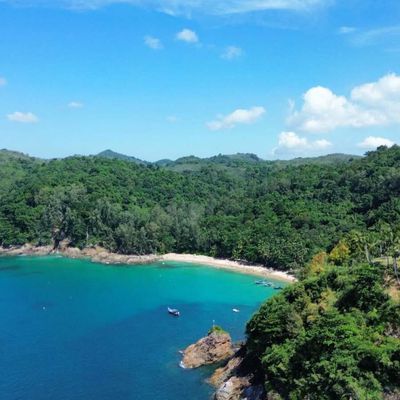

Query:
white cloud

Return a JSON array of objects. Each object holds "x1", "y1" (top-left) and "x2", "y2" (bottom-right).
[
  {"x1": 144, "y1": 35, "x2": 163, "y2": 50},
  {"x1": 313, "y1": 138, "x2": 332, "y2": 149},
  {"x1": 351, "y1": 73, "x2": 400, "y2": 105},
  {"x1": 1, "y1": 1, "x2": 331, "y2": 15},
  {"x1": 0, "y1": 77, "x2": 6, "y2": 86},
  {"x1": 358, "y1": 136, "x2": 395, "y2": 149},
  {"x1": 274, "y1": 131, "x2": 332, "y2": 154},
  {"x1": 351, "y1": 26, "x2": 400, "y2": 47},
  {"x1": 288, "y1": 73, "x2": 400, "y2": 133},
  {"x1": 176, "y1": 29, "x2": 198, "y2": 43},
  {"x1": 207, "y1": 106, "x2": 265, "y2": 131},
  {"x1": 7, "y1": 111, "x2": 39, "y2": 123},
  {"x1": 278, "y1": 131, "x2": 308, "y2": 149},
  {"x1": 221, "y1": 46, "x2": 243, "y2": 60},
  {"x1": 337, "y1": 26, "x2": 356, "y2": 34},
  {"x1": 68, "y1": 101, "x2": 84, "y2": 108}
]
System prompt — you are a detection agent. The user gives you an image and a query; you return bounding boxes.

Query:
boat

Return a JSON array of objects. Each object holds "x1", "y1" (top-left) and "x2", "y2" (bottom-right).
[
  {"x1": 255, "y1": 280, "x2": 268, "y2": 285},
  {"x1": 255, "y1": 280, "x2": 273, "y2": 287},
  {"x1": 232, "y1": 308, "x2": 240, "y2": 313},
  {"x1": 273, "y1": 285, "x2": 283, "y2": 290},
  {"x1": 261, "y1": 282, "x2": 272, "y2": 287},
  {"x1": 167, "y1": 307, "x2": 180, "y2": 317}
]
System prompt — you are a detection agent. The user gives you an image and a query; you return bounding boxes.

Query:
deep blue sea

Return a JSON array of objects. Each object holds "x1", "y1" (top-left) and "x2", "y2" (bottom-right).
[{"x1": 0, "y1": 256, "x2": 280, "y2": 400}]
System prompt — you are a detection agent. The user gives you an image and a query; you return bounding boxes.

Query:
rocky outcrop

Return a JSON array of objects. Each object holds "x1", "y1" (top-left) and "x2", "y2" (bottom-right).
[
  {"x1": 59, "y1": 244, "x2": 161, "y2": 265},
  {"x1": 181, "y1": 328, "x2": 234, "y2": 369},
  {"x1": 215, "y1": 376, "x2": 264, "y2": 400},
  {"x1": 209, "y1": 347, "x2": 266, "y2": 400},
  {"x1": 83, "y1": 246, "x2": 159, "y2": 265},
  {"x1": 0, "y1": 244, "x2": 162, "y2": 265},
  {"x1": 180, "y1": 328, "x2": 266, "y2": 399},
  {"x1": 209, "y1": 354, "x2": 243, "y2": 387},
  {"x1": 0, "y1": 244, "x2": 53, "y2": 256}
]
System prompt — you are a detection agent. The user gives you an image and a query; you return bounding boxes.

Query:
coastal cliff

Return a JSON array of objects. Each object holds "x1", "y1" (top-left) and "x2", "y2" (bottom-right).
[
  {"x1": 181, "y1": 329, "x2": 267, "y2": 400},
  {"x1": 209, "y1": 346, "x2": 267, "y2": 400}
]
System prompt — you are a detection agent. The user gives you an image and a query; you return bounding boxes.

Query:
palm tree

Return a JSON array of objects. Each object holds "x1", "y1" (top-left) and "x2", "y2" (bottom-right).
[
  {"x1": 346, "y1": 230, "x2": 372, "y2": 264},
  {"x1": 390, "y1": 237, "x2": 400, "y2": 286}
]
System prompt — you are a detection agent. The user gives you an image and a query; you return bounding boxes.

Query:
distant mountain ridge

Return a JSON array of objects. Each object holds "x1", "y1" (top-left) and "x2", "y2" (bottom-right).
[
  {"x1": 0, "y1": 149, "x2": 36, "y2": 161},
  {"x1": 0, "y1": 148, "x2": 362, "y2": 170},
  {"x1": 94, "y1": 149, "x2": 361, "y2": 170},
  {"x1": 96, "y1": 149, "x2": 150, "y2": 165},
  {"x1": 275, "y1": 153, "x2": 362, "y2": 166}
]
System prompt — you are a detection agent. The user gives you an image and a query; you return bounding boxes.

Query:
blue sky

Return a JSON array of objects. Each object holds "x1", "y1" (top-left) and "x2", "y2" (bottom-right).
[{"x1": 0, "y1": 0, "x2": 399, "y2": 160}]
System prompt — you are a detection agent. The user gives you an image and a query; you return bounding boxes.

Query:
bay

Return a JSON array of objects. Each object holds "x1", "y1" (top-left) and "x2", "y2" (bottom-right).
[{"x1": 0, "y1": 256, "x2": 281, "y2": 400}]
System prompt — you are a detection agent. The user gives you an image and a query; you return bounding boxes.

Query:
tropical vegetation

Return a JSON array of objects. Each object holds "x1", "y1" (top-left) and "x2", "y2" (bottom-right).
[
  {"x1": 246, "y1": 250, "x2": 399, "y2": 399},
  {"x1": 0, "y1": 146, "x2": 399, "y2": 274}
]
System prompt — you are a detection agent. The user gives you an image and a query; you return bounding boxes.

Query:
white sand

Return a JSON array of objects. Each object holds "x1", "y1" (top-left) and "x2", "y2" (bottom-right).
[{"x1": 160, "y1": 253, "x2": 297, "y2": 282}]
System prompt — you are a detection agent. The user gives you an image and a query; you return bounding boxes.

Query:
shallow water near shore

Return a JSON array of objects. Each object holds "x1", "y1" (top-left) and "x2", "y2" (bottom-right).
[{"x1": 0, "y1": 256, "x2": 282, "y2": 400}]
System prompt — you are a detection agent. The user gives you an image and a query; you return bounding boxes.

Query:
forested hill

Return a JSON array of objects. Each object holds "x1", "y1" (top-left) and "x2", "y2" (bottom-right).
[
  {"x1": 0, "y1": 146, "x2": 399, "y2": 272},
  {"x1": 152, "y1": 153, "x2": 361, "y2": 173},
  {"x1": 96, "y1": 149, "x2": 150, "y2": 165},
  {"x1": 94, "y1": 149, "x2": 360, "y2": 173},
  {"x1": 0, "y1": 149, "x2": 40, "y2": 196},
  {"x1": 245, "y1": 254, "x2": 400, "y2": 399}
]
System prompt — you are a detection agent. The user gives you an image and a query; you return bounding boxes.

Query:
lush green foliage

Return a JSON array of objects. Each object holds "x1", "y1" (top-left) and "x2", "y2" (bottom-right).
[
  {"x1": 0, "y1": 149, "x2": 39, "y2": 196},
  {"x1": 246, "y1": 262, "x2": 400, "y2": 399},
  {"x1": 0, "y1": 146, "x2": 399, "y2": 272},
  {"x1": 208, "y1": 325, "x2": 228, "y2": 335}
]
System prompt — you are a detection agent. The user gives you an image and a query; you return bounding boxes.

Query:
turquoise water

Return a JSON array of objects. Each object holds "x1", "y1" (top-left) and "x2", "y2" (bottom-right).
[{"x1": 0, "y1": 256, "x2": 281, "y2": 400}]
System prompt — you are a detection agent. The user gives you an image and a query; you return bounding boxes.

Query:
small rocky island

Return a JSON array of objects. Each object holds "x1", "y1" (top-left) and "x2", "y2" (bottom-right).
[
  {"x1": 180, "y1": 327, "x2": 267, "y2": 400},
  {"x1": 181, "y1": 326, "x2": 234, "y2": 369}
]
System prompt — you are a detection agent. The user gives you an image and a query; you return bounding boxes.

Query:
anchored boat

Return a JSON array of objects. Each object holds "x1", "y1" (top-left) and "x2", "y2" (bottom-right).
[
  {"x1": 255, "y1": 280, "x2": 272, "y2": 287},
  {"x1": 167, "y1": 307, "x2": 180, "y2": 317}
]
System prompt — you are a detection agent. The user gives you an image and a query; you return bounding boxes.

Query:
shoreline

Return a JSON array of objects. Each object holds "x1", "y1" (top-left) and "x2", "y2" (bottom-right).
[
  {"x1": 0, "y1": 245, "x2": 297, "y2": 283},
  {"x1": 160, "y1": 253, "x2": 296, "y2": 282}
]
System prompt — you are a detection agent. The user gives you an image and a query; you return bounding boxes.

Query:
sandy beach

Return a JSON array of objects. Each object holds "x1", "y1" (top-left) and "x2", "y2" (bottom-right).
[
  {"x1": 0, "y1": 245, "x2": 297, "y2": 283},
  {"x1": 160, "y1": 253, "x2": 297, "y2": 282}
]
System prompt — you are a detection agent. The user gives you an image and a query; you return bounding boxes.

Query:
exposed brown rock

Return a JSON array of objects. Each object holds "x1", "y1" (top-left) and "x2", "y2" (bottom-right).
[
  {"x1": 215, "y1": 376, "x2": 251, "y2": 400},
  {"x1": 0, "y1": 245, "x2": 162, "y2": 265},
  {"x1": 0, "y1": 244, "x2": 53, "y2": 256},
  {"x1": 61, "y1": 246, "x2": 83, "y2": 258},
  {"x1": 57, "y1": 239, "x2": 71, "y2": 251},
  {"x1": 209, "y1": 346, "x2": 266, "y2": 400},
  {"x1": 181, "y1": 330, "x2": 234, "y2": 369},
  {"x1": 209, "y1": 354, "x2": 243, "y2": 387},
  {"x1": 215, "y1": 376, "x2": 265, "y2": 400}
]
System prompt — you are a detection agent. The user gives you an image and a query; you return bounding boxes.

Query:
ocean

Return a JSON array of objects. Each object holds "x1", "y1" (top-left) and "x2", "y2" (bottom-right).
[{"x1": 0, "y1": 255, "x2": 281, "y2": 400}]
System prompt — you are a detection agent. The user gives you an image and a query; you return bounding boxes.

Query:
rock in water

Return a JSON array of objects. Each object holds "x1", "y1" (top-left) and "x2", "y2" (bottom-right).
[{"x1": 181, "y1": 328, "x2": 234, "y2": 369}]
